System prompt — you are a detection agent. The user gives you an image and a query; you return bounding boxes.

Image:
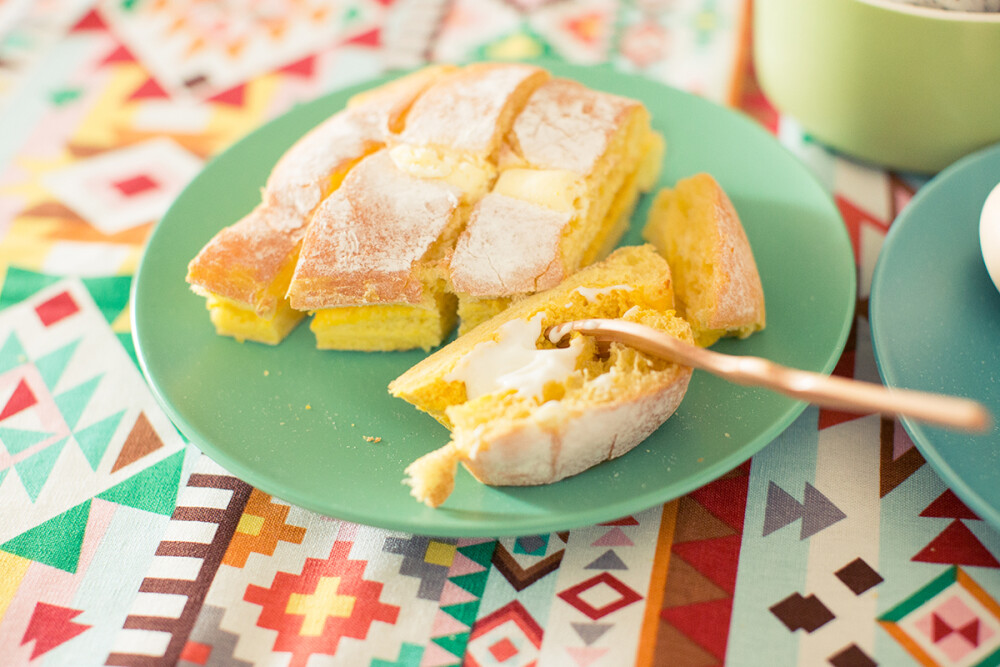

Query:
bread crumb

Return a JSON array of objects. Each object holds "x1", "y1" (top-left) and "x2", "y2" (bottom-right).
[
  {"x1": 724, "y1": 432, "x2": 730, "y2": 438},
  {"x1": 364, "y1": 436, "x2": 382, "y2": 443},
  {"x1": 305, "y1": 404, "x2": 311, "y2": 410},
  {"x1": 697, "y1": 457, "x2": 704, "y2": 463},
  {"x1": 263, "y1": 370, "x2": 269, "y2": 376}
]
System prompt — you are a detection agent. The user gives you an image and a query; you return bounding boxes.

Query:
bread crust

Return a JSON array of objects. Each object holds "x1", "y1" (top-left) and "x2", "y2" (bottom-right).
[{"x1": 458, "y1": 368, "x2": 691, "y2": 486}]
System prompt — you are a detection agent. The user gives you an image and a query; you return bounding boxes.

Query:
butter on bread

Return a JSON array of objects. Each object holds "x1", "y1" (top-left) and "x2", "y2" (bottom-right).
[
  {"x1": 185, "y1": 65, "x2": 453, "y2": 344},
  {"x1": 642, "y1": 173, "x2": 765, "y2": 347},
  {"x1": 389, "y1": 245, "x2": 693, "y2": 508},
  {"x1": 448, "y1": 78, "x2": 664, "y2": 333}
]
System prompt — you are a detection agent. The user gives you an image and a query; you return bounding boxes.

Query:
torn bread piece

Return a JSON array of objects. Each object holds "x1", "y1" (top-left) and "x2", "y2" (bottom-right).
[
  {"x1": 447, "y1": 78, "x2": 664, "y2": 334},
  {"x1": 185, "y1": 66, "x2": 451, "y2": 344},
  {"x1": 642, "y1": 173, "x2": 765, "y2": 347},
  {"x1": 389, "y1": 245, "x2": 692, "y2": 507}
]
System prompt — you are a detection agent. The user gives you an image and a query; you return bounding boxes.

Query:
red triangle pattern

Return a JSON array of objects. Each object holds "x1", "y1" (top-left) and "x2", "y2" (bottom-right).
[
  {"x1": 278, "y1": 56, "x2": 317, "y2": 78},
  {"x1": 920, "y1": 489, "x2": 981, "y2": 521},
  {"x1": 687, "y1": 472, "x2": 750, "y2": 533},
  {"x1": 660, "y1": 598, "x2": 732, "y2": 662},
  {"x1": 912, "y1": 520, "x2": 1000, "y2": 568},
  {"x1": 129, "y1": 77, "x2": 170, "y2": 101},
  {"x1": 670, "y1": 535, "x2": 742, "y2": 596},
  {"x1": 343, "y1": 28, "x2": 381, "y2": 48},
  {"x1": 0, "y1": 379, "x2": 38, "y2": 421},
  {"x1": 22, "y1": 602, "x2": 91, "y2": 659},
  {"x1": 932, "y1": 613, "x2": 952, "y2": 642},
  {"x1": 960, "y1": 619, "x2": 982, "y2": 646},
  {"x1": 658, "y1": 467, "x2": 750, "y2": 663},
  {"x1": 100, "y1": 44, "x2": 138, "y2": 67},
  {"x1": 599, "y1": 515, "x2": 640, "y2": 527},
  {"x1": 207, "y1": 84, "x2": 247, "y2": 107},
  {"x1": 70, "y1": 9, "x2": 108, "y2": 32}
]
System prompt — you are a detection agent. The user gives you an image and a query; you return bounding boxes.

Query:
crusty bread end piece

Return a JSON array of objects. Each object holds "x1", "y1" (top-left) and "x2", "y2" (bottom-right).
[{"x1": 642, "y1": 173, "x2": 765, "y2": 347}]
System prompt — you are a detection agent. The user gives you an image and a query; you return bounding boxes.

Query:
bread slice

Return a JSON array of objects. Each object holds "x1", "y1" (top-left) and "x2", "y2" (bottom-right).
[
  {"x1": 389, "y1": 245, "x2": 693, "y2": 507},
  {"x1": 185, "y1": 66, "x2": 452, "y2": 344},
  {"x1": 285, "y1": 149, "x2": 468, "y2": 350},
  {"x1": 642, "y1": 173, "x2": 765, "y2": 347},
  {"x1": 290, "y1": 63, "x2": 550, "y2": 351},
  {"x1": 448, "y1": 78, "x2": 664, "y2": 334}
]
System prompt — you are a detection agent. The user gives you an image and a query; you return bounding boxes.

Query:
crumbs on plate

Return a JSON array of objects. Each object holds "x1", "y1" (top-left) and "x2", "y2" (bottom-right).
[{"x1": 364, "y1": 435, "x2": 382, "y2": 443}]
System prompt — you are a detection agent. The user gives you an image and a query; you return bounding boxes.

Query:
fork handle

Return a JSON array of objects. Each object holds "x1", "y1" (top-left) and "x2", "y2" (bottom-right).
[
  {"x1": 552, "y1": 319, "x2": 992, "y2": 434},
  {"x1": 721, "y1": 354, "x2": 991, "y2": 433}
]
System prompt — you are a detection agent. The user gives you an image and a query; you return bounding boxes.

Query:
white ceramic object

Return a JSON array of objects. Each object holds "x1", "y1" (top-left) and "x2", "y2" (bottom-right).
[{"x1": 980, "y1": 181, "x2": 1000, "y2": 293}]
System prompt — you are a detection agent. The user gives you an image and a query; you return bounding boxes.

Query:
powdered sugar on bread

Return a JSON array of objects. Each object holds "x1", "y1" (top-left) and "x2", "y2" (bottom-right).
[
  {"x1": 288, "y1": 150, "x2": 462, "y2": 309},
  {"x1": 449, "y1": 193, "x2": 571, "y2": 296},
  {"x1": 399, "y1": 63, "x2": 548, "y2": 156},
  {"x1": 504, "y1": 78, "x2": 638, "y2": 174}
]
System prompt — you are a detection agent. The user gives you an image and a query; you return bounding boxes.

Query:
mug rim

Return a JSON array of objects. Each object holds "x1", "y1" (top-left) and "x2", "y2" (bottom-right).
[{"x1": 855, "y1": 0, "x2": 1000, "y2": 22}]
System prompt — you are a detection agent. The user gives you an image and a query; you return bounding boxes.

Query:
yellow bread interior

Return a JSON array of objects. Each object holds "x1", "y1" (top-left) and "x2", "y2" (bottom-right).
[
  {"x1": 310, "y1": 291, "x2": 457, "y2": 352},
  {"x1": 206, "y1": 296, "x2": 305, "y2": 346},
  {"x1": 642, "y1": 173, "x2": 766, "y2": 347},
  {"x1": 389, "y1": 245, "x2": 675, "y2": 427},
  {"x1": 455, "y1": 297, "x2": 511, "y2": 337}
]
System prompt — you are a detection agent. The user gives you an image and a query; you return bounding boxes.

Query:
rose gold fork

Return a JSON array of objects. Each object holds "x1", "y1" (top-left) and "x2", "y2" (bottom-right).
[{"x1": 547, "y1": 318, "x2": 992, "y2": 434}]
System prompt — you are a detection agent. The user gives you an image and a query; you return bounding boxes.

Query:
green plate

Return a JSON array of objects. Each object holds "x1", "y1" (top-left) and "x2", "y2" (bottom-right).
[
  {"x1": 132, "y1": 62, "x2": 855, "y2": 537},
  {"x1": 871, "y1": 142, "x2": 1000, "y2": 529}
]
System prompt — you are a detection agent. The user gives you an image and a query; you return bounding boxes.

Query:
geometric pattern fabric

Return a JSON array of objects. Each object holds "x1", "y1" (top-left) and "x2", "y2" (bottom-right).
[{"x1": 0, "y1": 2, "x2": 999, "y2": 667}]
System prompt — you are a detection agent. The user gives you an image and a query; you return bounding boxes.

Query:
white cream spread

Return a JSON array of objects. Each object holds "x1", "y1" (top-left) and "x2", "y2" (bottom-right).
[{"x1": 446, "y1": 312, "x2": 584, "y2": 401}]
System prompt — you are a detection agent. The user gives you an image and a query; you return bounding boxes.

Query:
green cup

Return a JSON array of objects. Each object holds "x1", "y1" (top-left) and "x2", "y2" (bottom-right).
[{"x1": 753, "y1": 0, "x2": 1000, "y2": 173}]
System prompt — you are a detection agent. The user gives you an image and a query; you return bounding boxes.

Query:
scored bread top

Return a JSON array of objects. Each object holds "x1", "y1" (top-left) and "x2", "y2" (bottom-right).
[
  {"x1": 187, "y1": 67, "x2": 449, "y2": 315},
  {"x1": 264, "y1": 111, "x2": 381, "y2": 219},
  {"x1": 449, "y1": 193, "x2": 572, "y2": 297},
  {"x1": 502, "y1": 78, "x2": 640, "y2": 174},
  {"x1": 287, "y1": 150, "x2": 463, "y2": 310},
  {"x1": 398, "y1": 63, "x2": 549, "y2": 157},
  {"x1": 266, "y1": 65, "x2": 453, "y2": 218}
]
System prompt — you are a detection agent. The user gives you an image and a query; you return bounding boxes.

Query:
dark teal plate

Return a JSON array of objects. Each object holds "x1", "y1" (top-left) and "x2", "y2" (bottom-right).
[
  {"x1": 132, "y1": 62, "x2": 856, "y2": 537},
  {"x1": 871, "y1": 142, "x2": 1000, "y2": 529}
]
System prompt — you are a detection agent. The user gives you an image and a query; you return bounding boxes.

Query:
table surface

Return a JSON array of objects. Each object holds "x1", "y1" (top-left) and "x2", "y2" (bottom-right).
[{"x1": 0, "y1": 1, "x2": 997, "y2": 666}]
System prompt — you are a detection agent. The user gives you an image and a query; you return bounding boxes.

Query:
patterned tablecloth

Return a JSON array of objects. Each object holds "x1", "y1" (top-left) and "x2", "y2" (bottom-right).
[{"x1": 0, "y1": 1, "x2": 998, "y2": 666}]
